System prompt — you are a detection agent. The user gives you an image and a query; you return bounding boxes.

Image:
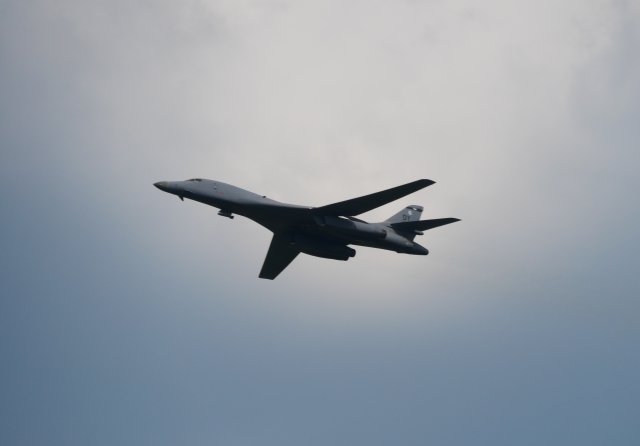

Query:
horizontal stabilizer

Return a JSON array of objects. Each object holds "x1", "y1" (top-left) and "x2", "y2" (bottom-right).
[
  {"x1": 391, "y1": 218, "x2": 460, "y2": 233},
  {"x1": 315, "y1": 179, "x2": 435, "y2": 217}
]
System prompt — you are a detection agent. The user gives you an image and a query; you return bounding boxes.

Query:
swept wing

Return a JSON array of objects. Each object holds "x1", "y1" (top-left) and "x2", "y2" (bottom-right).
[
  {"x1": 313, "y1": 179, "x2": 435, "y2": 217},
  {"x1": 259, "y1": 233, "x2": 300, "y2": 280}
]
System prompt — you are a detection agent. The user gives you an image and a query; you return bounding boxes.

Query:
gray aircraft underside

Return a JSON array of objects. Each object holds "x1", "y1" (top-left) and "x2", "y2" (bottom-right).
[{"x1": 154, "y1": 178, "x2": 459, "y2": 279}]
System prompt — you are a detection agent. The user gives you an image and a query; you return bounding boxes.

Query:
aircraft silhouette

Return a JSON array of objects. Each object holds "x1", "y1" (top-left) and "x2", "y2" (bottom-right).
[{"x1": 154, "y1": 178, "x2": 459, "y2": 279}]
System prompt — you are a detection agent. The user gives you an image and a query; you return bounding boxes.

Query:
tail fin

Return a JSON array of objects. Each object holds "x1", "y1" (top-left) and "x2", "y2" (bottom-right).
[{"x1": 385, "y1": 205, "x2": 423, "y2": 224}]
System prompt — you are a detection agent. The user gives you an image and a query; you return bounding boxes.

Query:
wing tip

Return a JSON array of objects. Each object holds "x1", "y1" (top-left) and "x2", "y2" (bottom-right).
[
  {"x1": 417, "y1": 179, "x2": 436, "y2": 187},
  {"x1": 258, "y1": 265, "x2": 282, "y2": 280}
]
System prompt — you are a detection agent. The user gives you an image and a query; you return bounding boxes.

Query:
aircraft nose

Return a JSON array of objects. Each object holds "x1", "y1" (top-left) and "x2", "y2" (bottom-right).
[{"x1": 154, "y1": 181, "x2": 170, "y2": 192}]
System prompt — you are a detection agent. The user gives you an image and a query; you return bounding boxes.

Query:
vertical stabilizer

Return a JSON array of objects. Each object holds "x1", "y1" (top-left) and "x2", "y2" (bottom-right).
[
  {"x1": 385, "y1": 205, "x2": 423, "y2": 224},
  {"x1": 385, "y1": 205, "x2": 424, "y2": 241}
]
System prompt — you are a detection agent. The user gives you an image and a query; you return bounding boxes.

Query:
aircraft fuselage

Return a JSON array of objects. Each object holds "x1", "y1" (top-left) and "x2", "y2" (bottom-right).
[
  {"x1": 154, "y1": 178, "x2": 427, "y2": 255},
  {"x1": 155, "y1": 177, "x2": 459, "y2": 278}
]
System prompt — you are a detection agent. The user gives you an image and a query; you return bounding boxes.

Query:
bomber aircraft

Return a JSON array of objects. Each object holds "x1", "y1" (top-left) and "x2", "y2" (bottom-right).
[{"x1": 154, "y1": 178, "x2": 459, "y2": 279}]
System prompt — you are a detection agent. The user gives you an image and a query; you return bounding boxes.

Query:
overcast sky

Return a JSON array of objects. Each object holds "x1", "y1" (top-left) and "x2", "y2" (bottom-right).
[{"x1": 1, "y1": 1, "x2": 639, "y2": 445}]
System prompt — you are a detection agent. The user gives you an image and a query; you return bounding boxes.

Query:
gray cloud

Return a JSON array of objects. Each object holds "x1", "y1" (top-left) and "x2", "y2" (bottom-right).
[{"x1": 1, "y1": 1, "x2": 639, "y2": 445}]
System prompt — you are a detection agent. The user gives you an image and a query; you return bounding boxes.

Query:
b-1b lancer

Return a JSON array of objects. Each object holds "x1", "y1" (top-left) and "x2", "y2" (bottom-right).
[{"x1": 154, "y1": 178, "x2": 459, "y2": 279}]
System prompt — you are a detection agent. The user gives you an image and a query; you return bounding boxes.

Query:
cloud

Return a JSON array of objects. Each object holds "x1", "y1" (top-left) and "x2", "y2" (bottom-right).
[{"x1": 1, "y1": 1, "x2": 639, "y2": 445}]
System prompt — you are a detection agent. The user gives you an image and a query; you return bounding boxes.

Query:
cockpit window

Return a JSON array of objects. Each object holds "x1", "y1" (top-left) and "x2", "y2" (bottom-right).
[{"x1": 187, "y1": 178, "x2": 203, "y2": 182}]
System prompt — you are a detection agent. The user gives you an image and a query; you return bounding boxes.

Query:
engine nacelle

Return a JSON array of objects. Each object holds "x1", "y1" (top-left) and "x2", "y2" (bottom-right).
[
  {"x1": 291, "y1": 234, "x2": 356, "y2": 260},
  {"x1": 319, "y1": 216, "x2": 387, "y2": 241}
]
